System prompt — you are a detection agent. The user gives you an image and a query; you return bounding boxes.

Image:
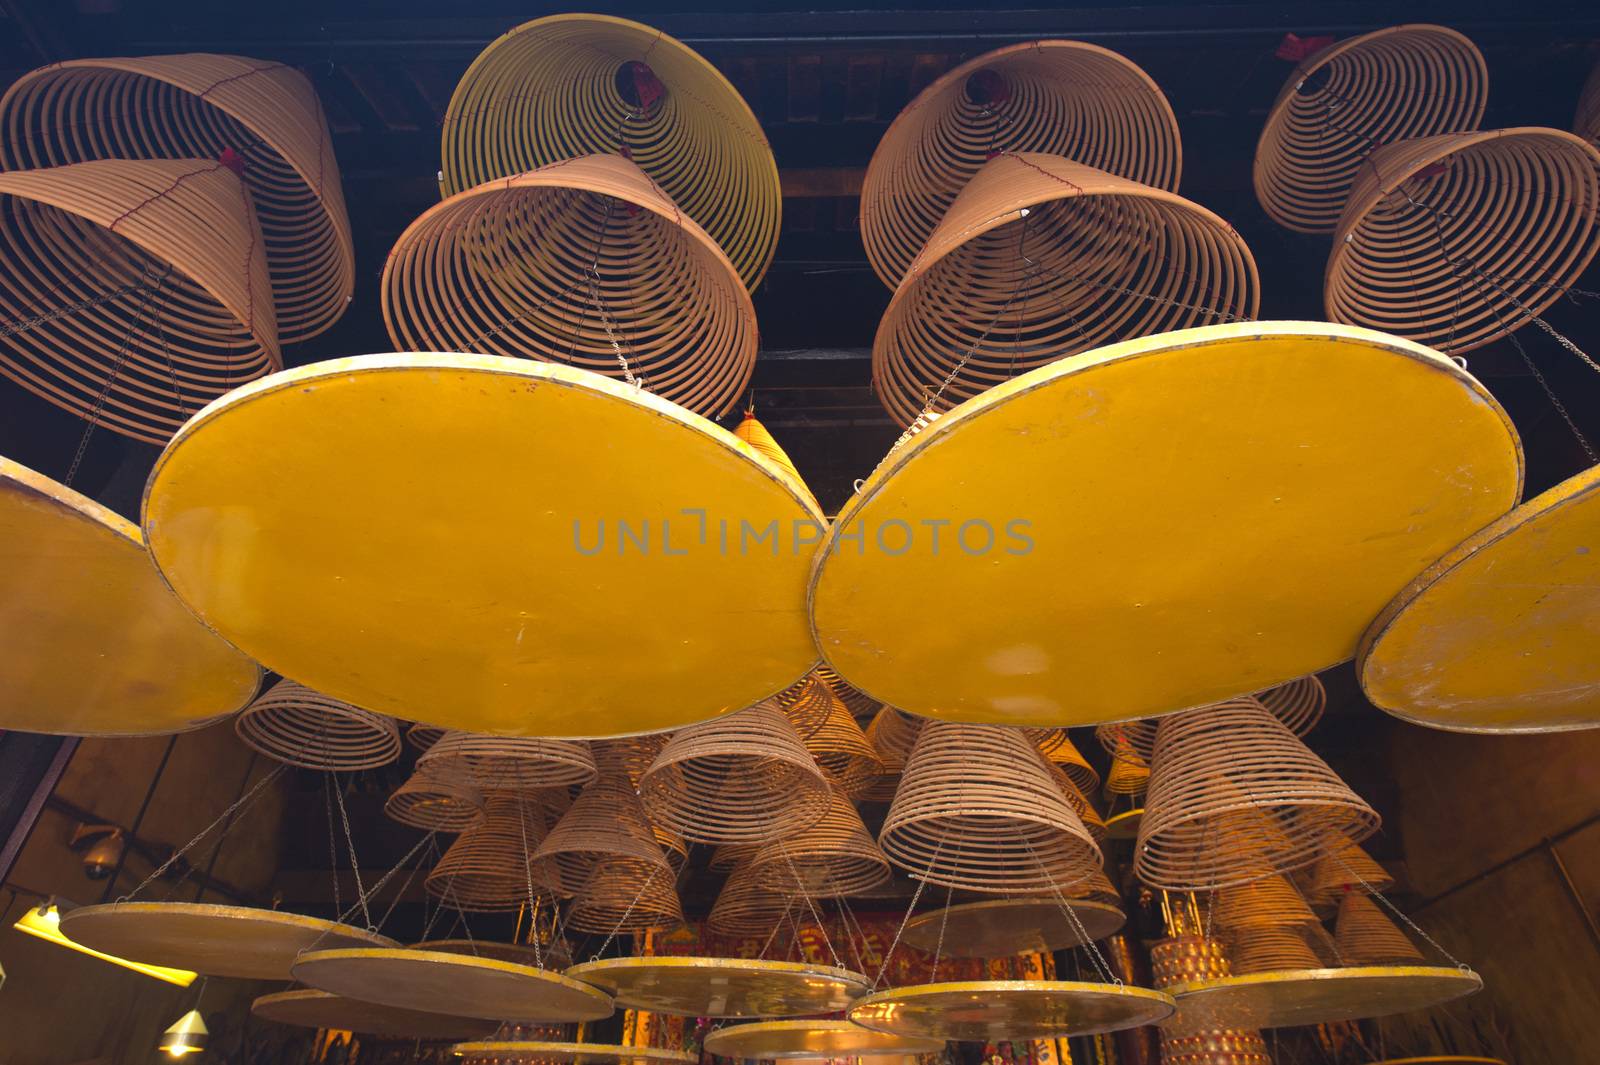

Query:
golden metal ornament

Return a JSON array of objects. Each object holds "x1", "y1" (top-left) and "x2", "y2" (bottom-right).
[
  {"x1": 453, "y1": 1044, "x2": 697, "y2": 1064},
  {"x1": 1164, "y1": 966, "x2": 1482, "y2": 1030},
  {"x1": 0, "y1": 458, "x2": 259, "y2": 736},
  {"x1": 440, "y1": 13, "x2": 779, "y2": 289},
  {"x1": 0, "y1": 53, "x2": 354, "y2": 343},
  {"x1": 292, "y1": 947, "x2": 614, "y2": 1024},
  {"x1": 564, "y1": 956, "x2": 871, "y2": 1018},
  {"x1": 848, "y1": 980, "x2": 1176, "y2": 1042},
  {"x1": 704, "y1": 1020, "x2": 945, "y2": 1059},
  {"x1": 811, "y1": 322, "x2": 1522, "y2": 728},
  {"x1": 142, "y1": 353, "x2": 823, "y2": 738},
  {"x1": 900, "y1": 897, "x2": 1126, "y2": 957},
  {"x1": 1253, "y1": 25, "x2": 1487, "y2": 234},
  {"x1": 861, "y1": 39, "x2": 1181, "y2": 288},
  {"x1": 383, "y1": 154, "x2": 757, "y2": 419},
  {"x1": 59, "y1": 902, "x2": 394, "y2": 981},
  {"x1": 234, "y1": 680, "x2": 402, "y2": 771},
  {"x1": 252, "y1": 989, "x2": 498, "y2": 1040},
  {"x1": 871, "y1": 151, "x2": 1259, "y2": 427},
  {"x1": 1359, "y1": 465, "x2": 1600, "y2": 733}
]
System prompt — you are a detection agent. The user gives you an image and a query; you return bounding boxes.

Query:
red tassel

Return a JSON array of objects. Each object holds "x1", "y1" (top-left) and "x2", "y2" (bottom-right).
[{"x1": 1276, "y1": 33, "x2": 1336, "y2": 62}]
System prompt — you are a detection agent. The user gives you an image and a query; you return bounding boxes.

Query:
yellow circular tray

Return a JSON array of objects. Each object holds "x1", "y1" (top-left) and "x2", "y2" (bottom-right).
[
  {"x1": 454, "y1": 1043, "x2": 695, "y2": 1064},
  {"x1": 1165, "y1": 966, "x2": 1483, "y2": 1030},
  {"x1": 59, "y1": 902, "x2": 394, "y2": 981},
  {"x1": 143, "y1": 354, "x2": 823, "y2": 738},
  {"x1": 565, "y1": 956, "x2": 870, "y2": 1018},
  {"x1": 704, "y1": 1020, "x2": 945, "y2": 1059},
  {"x1": 1104, "y1": 809, "x2": 1144, "y2": 841},
  {"x1": 900, "y1": 898, "x2": 1125, "y2": 957},
  {"x1": 0, "y1": 457, "x2": 259, "y2": 736},
  {"x1": 847, "y1": 980, "x2": 1174, "y2": 1041},
  {"x1": 1359, "y1": 465, "x2": 1600, "y2": 733},
  {"x1": 252, "y1": 989, "x2": 497, "y2": 1040},
  {"x1": 292, "y1": 947, "x2": 613, "y2": 1024},
  {"x1": 1366, "y1": 1058, "x2": 1505, "y2": 1065},
  {"x1": 810, "y1": 322, "x2": 1522, "y2": 727}
]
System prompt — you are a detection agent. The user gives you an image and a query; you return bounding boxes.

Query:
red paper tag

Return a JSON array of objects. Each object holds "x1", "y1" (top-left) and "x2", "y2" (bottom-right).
[
  {"x1": 1276, "y1": 33, "x2": 1335, "y2": 62},
  {"x1": 626, "y1": 61, "x2": 666, "y2": 112},
  {"x1": 217, "y1": 146, "x2": 247, "y2": 177}
]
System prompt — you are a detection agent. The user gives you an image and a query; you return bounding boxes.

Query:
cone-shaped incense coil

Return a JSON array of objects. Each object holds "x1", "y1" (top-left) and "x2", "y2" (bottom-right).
[
  {"x1": 861, "y1": 40, "x2": 1181, "y2": 287},
  {"x1": 235, "y1": 679, "x2": 400, "y2": 771},
  {"x1": 440, "y1": 13, "x2": 779, "y2": 289},
  {"x1": 1579, "y1": 61, "x2": 1600, "y2": 145},
  {"x1": 419, "y1": 730, "x2": 597, "y2": 792},
  {"x1": 1226, "y1": 924, "x2": 1325, "y2": 975},
  {"x1": 1255, "y1": 675, "x2": 1325, "y2": 736},
  {"x1": 426, "y1": 795, "x2": 561, "y2": 912},
  {"x1": 734, "y1": 413, "x2": 816, "y2": 509},
  {"x1": 1031, "y1": 730, "x2": 1101, "y2": 794},
  {"x1": 383, "y1": 154, "x2": 757, "y2": 419},
  {"x1": 872, "y1": 150, "x2": 1258, "y2": 427},
  {"x1": 0, "y1": 53, "x2": 353, "y2": 342},
  {"x1": 751, "y1": 785, "x2": 892, "y2": 897},
  {"x1": 639, "y1": 703, "x2": 832, "y2": 844},
  {"x1": 385, "y1": 762, "x2": 486, "y2": 833},
  {"x1": 861, "y1": 707, "x2": 922, "y2": 802},
  {"x1": 1327, "y1": 127, "x2": 1600, "y2": 354},
  {"x1": 406, "y1": 722, "x2": 447, "y2": 752},
  {"x1": 709, "y1": 842, "x2": 759, "y2": 873},
  {"x1": 565, "y1": 854, "x2": 684, "y2": 935},
  {"x1": 816, "y1": 666, "x2": 879, "y2": 717},
  {"x1": 708, "y1": 860, "x2": 796, "y2": 937},
  {"x1": 803, "y1": 696, "x2": 886, "y2": 799},
  {"x1": 0, "y1": 159, "x2": 278, "y2": 444},
  {"x1": 1158, "y1": 1027, "x2": 1272, "y2": 1065},
  {"x1": 1309, "y1": 840, "x2": 1395, "y2": 904},
  {"x1": 1300, "y1": 921, "x2": 1341, "y2": 967},
  {"x1": 1334, "y1": 893, "x2": 1424, "y2": 964},
  {"x1": 1212, "y1": 875, "x2": 1319, "y2": 931},
  {"x1": 1254, "y1": 25, "x2": 1488, "y2": 234},
  {"x1": 1106, "y1": 753, "x2": 1151, "y2": 796},
  {"x1": 535, "y1": 751, "x2": 674, "y2": 895},
  {"x1": 772, "y1": 673, "x2": 836, "y2": 740},
  {"x1": 878, "y1": 721, "x2": 1102, "y2": 894},
  {"x1": 1050, "y1": 764, "x2": 1109, "y2": 846},
  {"x1": 1097, "y1": 720, "x2": 1156, "y2": 763},
  {"x1": 1135, "y1": 698, "x2": 1379, "y2": 891}
]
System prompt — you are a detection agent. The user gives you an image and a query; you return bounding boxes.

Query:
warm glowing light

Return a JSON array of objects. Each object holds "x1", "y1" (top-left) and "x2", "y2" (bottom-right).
[
  {"x1": 12, "y1": 903, "x2": 198, "y2": 986},
  {"x1": 159, "y1": 1009, "x2": 209, "y2": 1056}
]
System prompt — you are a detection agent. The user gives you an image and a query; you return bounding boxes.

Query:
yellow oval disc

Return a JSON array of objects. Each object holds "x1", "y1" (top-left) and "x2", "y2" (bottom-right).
[
  {"x1": 810, "y1": 322, "x2": 1522, "y2": 727},
  {"x1": 1359, "y1": 465, "x2": 1600, "y2": 732},
  {"x1": 847, "y1": 980, "x2": 1175, "y2": 1041},
  {"x1": 1165, "y1": 966, "x2": 1482, "y2": 1030},
  {"x1": 144, "y1": 354, "x2": 823, "y2": 738},
  {"x1": 0, "y1": 457, "x2": 259, "y2": 736}
]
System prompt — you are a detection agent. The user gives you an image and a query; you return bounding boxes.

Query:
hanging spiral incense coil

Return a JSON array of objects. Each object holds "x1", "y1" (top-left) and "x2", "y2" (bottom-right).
[
  {"x1": 1254, "y1": 25, "x2": 1488, "y2": 234},
  {"x1": 707, "y1": 860, "x2": 797, "y2": 937},
  {"x1": 440, "y1": 13, "x2": 779, "y2": 290},
  {"x1": 1326, "y1": 127, "x2": 1600, "y2": 353},
  {"x1": 734, "y1": 413, "x2": 816, "y2": 509},
  {"x1": 1579, "y1": 61, "x2": 1600, "y2": 145},
  {"x1": 709, "y1": 842, "x2": 759, "y2": 873},
  {"x1": 1300, "y1": 920, "x2": 1341, "y2": 967},
  {"x1": 1334, "y1": 892, "x2": 1424, "y2": 964},
  {"x1": 770, "y1": 673, "x2": 837, "y2": 741},
  {"x1": 1049, "y1": 763, "x2": 1109, "y2": 846},
  {"x1": 1135, "y1": 698, "x2": 1379, "y2": 891},
  {"x1": 419, "y1": 731, "x2": 598, "y2": 792},
  {"x1": 750, "y1": 784, "x2": 892, "y2": 897},
  {"x1": 0, "y1": 159, "x2": 278, "y2": 445},
  {"x1": 878, "y1": 721, "x2": 1102, "y2": 894},
  {"x1": 861, "y1": 40, "x2": 1182, "y2": 288},
  {"x1": 534, "y1": 753, "x2": 674, "y2": 895},
  {"x1": 406, "y1": 722, "x2": 447, "y2": 752},
  {"x1": 815, "y1": 666, "x2": 879, "y2": 718},
  {"x1": 860, "y1": 707, "x2": 920, "y2": 802},
  {"x1": 565, "y1": 854, "x2": 684, "y2": 934},
  {"x1": 385, "y1": 762, "x2": 487, "y2": 833},
  {"x1": 1211, "y1": 874, "x2": 1319, "y2": 931},
  {"x1": 1225, "y1": 925, "x2": 1325, "y2": 975},
  {"x1": 1030, "y1": 730, "x2": 1101, "y2": 794},
  {"x1": 383, "y1": 154, "x2": 757, "y2": 419},
  {"x1": 426, "y1": 795, "x2": 561, "y2": 912},
  {"x1": 1097, "y1": 720, "x2": 1156, "y2": 763},
  {"x1": 234, "y1": 679, "x2": 400, "y2": 771},
  {"x1": 1308, "y1": 840, "x2": 1395, "y2": 905},
  {"x1": 1106, "y1": 753, "x2": 1151, "y2": 796},
  {"x1": 1, "y1": 54, "x2": 354, "y2": 342},
  {"x1": 1254, "y1": 675, "x2": 1325, "y2": 737},
  {"x1": 639, "y1": 703, "x2": 832, "y2": 844},
  {"x1": 802, "y1": 695, "x2": 886, "y2": 800},
  {"x1": 872, "y1": 151, "x2": 1259, "y2": 427}
]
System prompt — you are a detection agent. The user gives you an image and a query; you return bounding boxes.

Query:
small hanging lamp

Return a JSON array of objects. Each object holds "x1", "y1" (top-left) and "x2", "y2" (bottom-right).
[{"x1": 159, "y1": 1009, "x2": 208, "y2": 1057}]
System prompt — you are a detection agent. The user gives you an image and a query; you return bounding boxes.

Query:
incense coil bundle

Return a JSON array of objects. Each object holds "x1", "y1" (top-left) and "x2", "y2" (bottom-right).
[
  {"x1": 1334, "y1": 892, "x2": 1424, "y2": 964},
  {"x1": 816, "y1": 666, "x2": 879, "y2": 718},
  {"x1": 1579, "y1": 61, "x2": 1600, "y2": 145},
  {"x1": 1097, "y1": 720, "x2": 1156, "y2": 763},
  {"x1": 1254, "y1": 675, "x2": 1325, "y2": 736},
  {"x1": 0, "y1": 159, "x2": 278, "y2": 444},
  {"x1": 861, "y1": 40, "x2": 1182, "y2": 287},
  {"x1": 385, "y1": 762, "x2": 487, "y2": 833},
  {"x1": 639, "y1": 703, "x2": 832, "y2": 844},
  {"x1": 707, "y1": 860, "x2": 796, "y2": 936},
  {"x1": 769, "y1": 673, "x2": 839, "y2": 740},
  {"x1": 873, "y1": 151, "x2": 1259, "y2": 426},
  {"x1": 1211, "y1": 875, "x2": 1318, "y2": 931},
  {"x1": 733, "y1": 413, "x2": 815, "y2": 508},
  {"x1": 535, "y1": 753, "x2": 675, "y2": 895},
  {"x1": 1149, "y1": 935, "x2": 1232, "y2": 989},
  {"x1": 1030, "y1": 730, "x2": 1101, "y2": 794},
  {"x1": 419, "y1": 730, "x2": 598, "y2": 792},
  {"x1": 1159, "y1": 1028, "x2": 1272, "y2": 1065},
  {"x1": 1308, "y1": 840, "x2": 1395, "y2": 904},
  {"x1": 708, "y1": 842, "x2": 759, "y2": 873},
  {"x1": 1106, "y1": 753, "x2": 1151, "y2": 795},
  {"x1": 1225, "y1": 925, "x2": 1325, "y2": 974},
  {"x1": 1253, "y1": 25, "x2": 1488, "y2": 234},
  {"x1": 1326, "y1": 127, "x2": 1600, "y2": 354},
  {"x1": 750, "y1": 784, "x2": 892, "y2": 897},
  {"x1": 234, "y1": 680, "x2": 401, "y2": 771},
  {"x1": 440, "y1": 13, "x2": 779, "y2": 289},
  {"x1": 1049, "y1": 763, "x2": 1109, "y2": 846},
  {"x1": 878, "y1": 721, "x2": 1102, "y2": 894},
  {"x1": 426, "y1": 794, "x2": 561, "y2": 912},
  {"x1": 1300, "y1": 921, "x2": 1341, "y2": 967},
  {"x1": 861, "y1": 707, "x2": 920, "y2": 802},
  {"x1": 565, "y1": 854, "x2": 684, "y2": 934},
  {"x1": 383, "y1": 154, "x2": 757, "y2": 418},
  {"x1": 802, "y1": 696, "x2": 886, "y2": 799},
  {"x1": 1135, "y1": 698, "x2": 1379, "y2": 890},
  {"x1": 406, "y1": 722, "x2": 447, "y2": 752},
  {"x1": 1, "y1": 54, "x2": 354, "y2": 341}
]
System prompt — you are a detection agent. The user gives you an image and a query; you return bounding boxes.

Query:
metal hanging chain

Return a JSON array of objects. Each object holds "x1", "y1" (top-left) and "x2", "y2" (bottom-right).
[
  {"x1": 145, "y1": 278, "x2": 190, "y2": 418},
  {"x1": 781, "y1": 848, "x2": 844, "y2": 970},
  {"x1": 588, "y1": 857, "x2": 666, "y2": 962},
  {"x1": 515, "y1": 804, "x2": 544, "y2": 970},
  {"x1": 322, "y1": 769, "x2": 342, "y2": 920},
  {"x1": 419, "y1": 836, "x2": 454, "y2": 942},
  {"x1": 374, "y1": 831, "x2": 435, "y2": 935},
  {"x1": 1331, "y1": 849, "x2": 1469, "y2": 971},
  {"x1": 835, "y1": 893, "x2": 871, "y2": 976},
  {"x1": 116, "y1": 763, "x2": 288, "y2": 903},
  {"x1": 330, "y1": 773, "x2": 373, "y2": 930},
  {"x1": 756, "y1": 894, "x2": 798, "y2": 961},
  {"x1": 930, "y1": 881, "x2": 954, "y2": 983},
  {"x1": 0, "y1": 280, "x2": 152, "y2": 340},
  {"x1": 1023, "y1": 838, "x2": 1122, "y2": 988},
  {"x1": 303, "y1": 828, "x2": 441, "y2": 957},
  {"x1": 869, "y1": 836, "x2": 945, "y2": 990}
]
